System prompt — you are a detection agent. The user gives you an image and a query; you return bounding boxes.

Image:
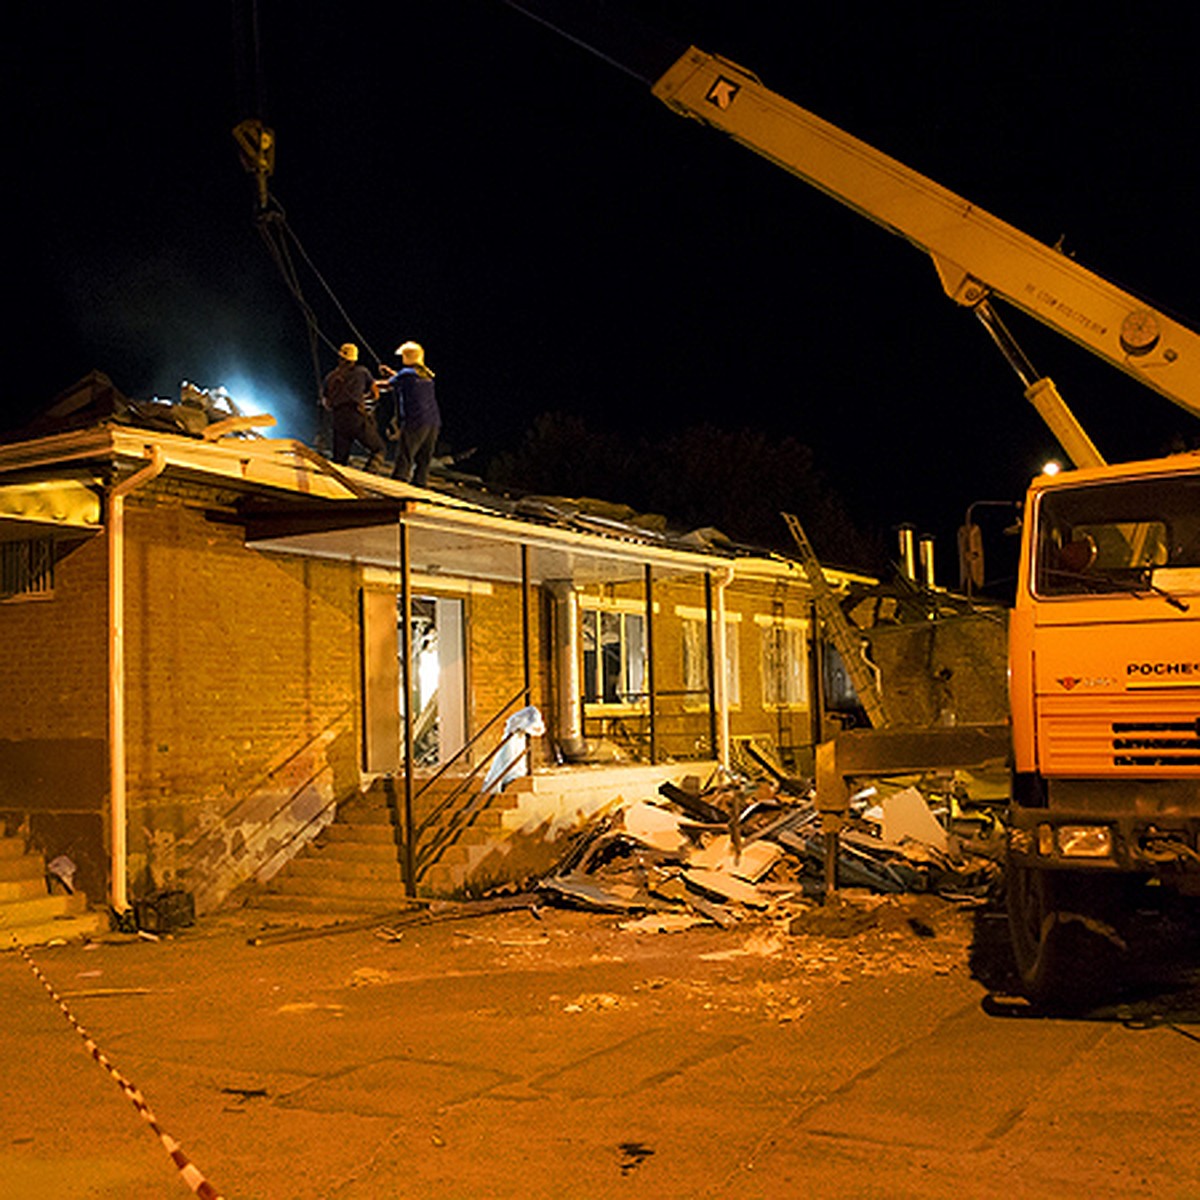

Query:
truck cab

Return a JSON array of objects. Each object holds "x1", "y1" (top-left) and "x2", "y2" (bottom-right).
[{"x1": 1006, "y1": 452, "x2": 1200, "y2": 998}]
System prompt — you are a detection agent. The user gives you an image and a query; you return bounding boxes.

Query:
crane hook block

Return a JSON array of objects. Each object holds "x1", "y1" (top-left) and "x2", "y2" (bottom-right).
[{"x1": 232, "y1": 118, "x2": 276, "y2": 210}]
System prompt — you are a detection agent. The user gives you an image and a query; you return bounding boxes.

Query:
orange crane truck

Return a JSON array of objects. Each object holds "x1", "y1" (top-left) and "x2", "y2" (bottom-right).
[{"x1": 503, "y1": 2, "x2": 1200, "y2": 1001}]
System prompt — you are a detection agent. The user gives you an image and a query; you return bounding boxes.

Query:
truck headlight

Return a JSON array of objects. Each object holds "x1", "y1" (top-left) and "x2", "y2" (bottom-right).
[{"x1": 1056, "y1": 825, "x2": 1114, "y2": 858}]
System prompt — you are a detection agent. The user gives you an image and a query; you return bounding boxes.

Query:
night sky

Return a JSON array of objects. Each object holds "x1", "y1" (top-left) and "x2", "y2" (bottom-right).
[{"x1": 8, "y1": 1, "x2": 1197, "y2": 565}]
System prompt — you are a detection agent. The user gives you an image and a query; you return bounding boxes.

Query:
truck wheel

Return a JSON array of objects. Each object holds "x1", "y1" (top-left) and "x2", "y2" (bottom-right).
[{"x1": 1005, "y1": 860, "x2": 1122, "y2": 1008}]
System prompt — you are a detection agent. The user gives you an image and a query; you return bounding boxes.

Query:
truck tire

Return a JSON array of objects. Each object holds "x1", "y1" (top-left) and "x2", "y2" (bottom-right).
[{"x1": 1005, "y1": 859, "x2": 1124, "y2": 1008}]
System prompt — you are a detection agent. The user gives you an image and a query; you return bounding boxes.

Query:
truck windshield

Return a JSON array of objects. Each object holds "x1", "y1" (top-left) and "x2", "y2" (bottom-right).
[{"x1": 1035, "y1": 470, "x2": 1200, "y2": 597}]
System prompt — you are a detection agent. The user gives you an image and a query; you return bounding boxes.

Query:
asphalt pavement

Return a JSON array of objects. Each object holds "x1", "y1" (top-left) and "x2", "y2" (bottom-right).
[{"x1": 3, "y1": 894, "x2": 1199, "y2": 1200}]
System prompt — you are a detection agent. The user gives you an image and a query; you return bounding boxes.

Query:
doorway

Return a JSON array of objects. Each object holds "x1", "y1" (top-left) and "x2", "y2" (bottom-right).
[{"x1": 400, "y1": 596, "x2": 466, "y2": 767}]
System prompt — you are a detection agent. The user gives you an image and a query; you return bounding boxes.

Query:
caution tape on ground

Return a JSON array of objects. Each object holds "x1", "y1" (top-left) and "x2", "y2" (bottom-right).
[{"x1": 14, "y1": 937, "x2": 225, "y2": 1200}]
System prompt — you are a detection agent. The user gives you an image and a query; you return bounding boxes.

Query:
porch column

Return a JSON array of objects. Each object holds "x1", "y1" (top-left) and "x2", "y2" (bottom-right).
[
  {"x1": 645, "y1": 564, "x2": 657, "y2": 764},
  {"x1": 399, "y1": 519, "x2": 416, "y2": 895},
  {"x1": 714, "y1": 567, "x2": 734, "y2": 771},
  {"x1": 520, "y1": 544, "x2": 532, "y2": 703},
  {"x1": 704, "y1": 572, "x2": 718, "y2": 759}
]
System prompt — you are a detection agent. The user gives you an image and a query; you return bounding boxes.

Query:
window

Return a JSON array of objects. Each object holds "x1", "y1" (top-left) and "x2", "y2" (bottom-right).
[
  {"x1": 681, "y1": 615, "x2": 740, "y2": 706},
  {"x1": 760, "y1": 622, "x2": 808, "y2": 707},
  {"x1": 582, "y1": 608, "x2": 645, "y2": 704},
  {"x1": 1, "y1": 537, "x2": 55, "y2": 600},
  {"x1": 1035, "y1": 473, "x2": 1200, "y2": 597}
]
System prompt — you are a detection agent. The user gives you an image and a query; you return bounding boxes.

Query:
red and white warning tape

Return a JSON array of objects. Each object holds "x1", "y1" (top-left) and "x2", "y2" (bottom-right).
[{"x1": 14, "y1": 938, "x2": 225, "y2": 1200}]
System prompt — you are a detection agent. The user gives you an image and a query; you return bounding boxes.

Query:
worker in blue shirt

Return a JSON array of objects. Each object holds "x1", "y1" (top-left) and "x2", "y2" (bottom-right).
[{"x1": 383, "y1": 341, "x2": 441, "y2": 486}]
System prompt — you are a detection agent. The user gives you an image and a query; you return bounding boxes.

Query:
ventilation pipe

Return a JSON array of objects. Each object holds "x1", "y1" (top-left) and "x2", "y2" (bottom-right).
[
  {"x1": 918, "y1": 534, "x2": 936, "y2": 588},
  {"x1": 108, "y1": 447, "x2": 166, "y2": 915},
  {"x1": 547, "y1": 580, "x2": 587, "y2": 761},
  {"x1": 897, "y1": 524, "x2": 917, "y2": 581}
]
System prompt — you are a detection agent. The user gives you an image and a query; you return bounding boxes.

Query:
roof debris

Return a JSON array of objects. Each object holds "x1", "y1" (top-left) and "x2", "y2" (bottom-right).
[{"x1": 530, "y1": 767, "x2": 1004, "y2": 933}]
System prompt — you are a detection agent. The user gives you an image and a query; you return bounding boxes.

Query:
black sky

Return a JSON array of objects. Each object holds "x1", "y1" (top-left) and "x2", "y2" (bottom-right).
[{"x1": 7, "y1": 1, "x2": 1198, "y2": 561}]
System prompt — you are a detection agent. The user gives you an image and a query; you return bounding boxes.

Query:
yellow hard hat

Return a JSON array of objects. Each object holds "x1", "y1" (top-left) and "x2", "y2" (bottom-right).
[
  {"x1": 339, "y1": 343, "x2": 359, "y2": 362},
  {"x1": 396, "y1": 341, "x2": 425, "y2": 366}
]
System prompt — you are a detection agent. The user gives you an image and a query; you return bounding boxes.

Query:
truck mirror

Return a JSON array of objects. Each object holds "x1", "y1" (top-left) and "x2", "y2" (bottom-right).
[{"x1": 958, "y1": 523, "x2": 985, "y2": 591}]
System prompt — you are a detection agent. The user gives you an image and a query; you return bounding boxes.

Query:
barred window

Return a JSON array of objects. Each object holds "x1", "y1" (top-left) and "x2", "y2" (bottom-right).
[
  {"x1": 681, "y1": 616, "x2": 740, "y2": 705},
  {"x1": 760, "y1": 623, "x2": 808, "y2": 707},
  {"x1": 1, "y1": 537, "x2": 55, "y2": 600}
]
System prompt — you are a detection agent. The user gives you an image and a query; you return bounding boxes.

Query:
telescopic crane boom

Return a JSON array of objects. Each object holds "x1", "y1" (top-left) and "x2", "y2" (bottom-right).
[{"x1": 503, "y1": 3, "x2": 1200, "y2": 467}]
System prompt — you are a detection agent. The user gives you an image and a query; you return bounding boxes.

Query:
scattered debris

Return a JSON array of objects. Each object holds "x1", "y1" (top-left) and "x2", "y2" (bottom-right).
[
  {"x1": 527, "y1": 765, "x2": 1002, "y2": 934},
  {"x1": 619, "y1": 913, "x2": 709, "y2": 934},
  {"x1": 875, "y1": 785, "x2": 950, "y2": 852}
]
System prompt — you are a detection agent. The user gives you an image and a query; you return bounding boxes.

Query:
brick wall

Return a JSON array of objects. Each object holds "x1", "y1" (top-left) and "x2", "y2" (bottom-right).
[
  {"x1": 0, "y1": 529, "x2": 109, "y2": 897},
  {"x1": 1, "y1": 479, "x2": 366, "y2": 908},
  {"x1": 465, "y1": 581, "x2": 547, "y2": 765},
  {"x1": 121, "y1": 486, "x2": 362, "y2": 903}
]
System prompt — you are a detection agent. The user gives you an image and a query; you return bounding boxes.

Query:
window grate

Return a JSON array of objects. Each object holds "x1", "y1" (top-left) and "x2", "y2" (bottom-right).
[{"x1": 1, "y1": 538, "x2": 55, "y2": 599}]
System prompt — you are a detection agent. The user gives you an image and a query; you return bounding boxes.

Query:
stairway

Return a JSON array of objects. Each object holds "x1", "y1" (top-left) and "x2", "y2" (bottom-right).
[
  {"x1": 249, "y1": 773, "x2": 511, "y2": 911},
  {"x1": 0, "y1": 832, "x2": 108, "y2": 948},
  {"x1": 249, "y1": 762, "x2": 712, "y2": 911}
]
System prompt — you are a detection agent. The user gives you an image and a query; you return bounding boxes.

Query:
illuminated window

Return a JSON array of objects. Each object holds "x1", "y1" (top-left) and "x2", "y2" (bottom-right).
[
  {"x1": 581, "y1": 608, "x2": 645, "y2": 704},
  {"x1": 681, "y1": 616, "x2": 740, "y2": 706},
  {"x1": 1035, "y1": 474, "x2": 1200, "y2": 597},
  {"x1": 1, "y1": 537, "x2": 55, "y2": 600},
  {"x1": 761, "y1": 623, "x2": 807, "y2": 707}
]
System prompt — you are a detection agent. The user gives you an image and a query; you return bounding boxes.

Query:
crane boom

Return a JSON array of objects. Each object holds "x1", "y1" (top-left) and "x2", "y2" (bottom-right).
[{"x1": 650, "y1": 47, "x2": 1200, "y2": 425}]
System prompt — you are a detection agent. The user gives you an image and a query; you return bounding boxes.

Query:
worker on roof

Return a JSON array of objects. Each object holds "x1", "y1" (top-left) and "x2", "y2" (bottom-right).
[
  {"x1": 382, "y1": 341, "x2": 441, "y2": 487},
  {"x1": 321, "y1": 342, "x2": 387, "y2": 472}
]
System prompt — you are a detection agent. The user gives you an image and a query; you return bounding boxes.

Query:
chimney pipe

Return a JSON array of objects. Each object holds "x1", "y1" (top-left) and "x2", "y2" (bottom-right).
[
  {"x1": 918, "y1": 534, "x2": 936, "y2": 588},
  {"x1": 897, "y1": 524, "x2": 917, "y2": 581},
  {"x1": 547, "y1": 580, "x2": 587, "y2": 760}
]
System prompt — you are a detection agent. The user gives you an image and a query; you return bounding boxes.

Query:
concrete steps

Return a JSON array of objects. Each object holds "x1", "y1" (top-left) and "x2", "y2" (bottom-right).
[
  {"x1": 248, "y1": 776, "x2": 453, "y2": 911},
  {"x1": 246, "y1": 762, "x2": 716, "y2": 907},
  {"x1": 0, "y1": 833, "x2": 108, "y2": 948}
]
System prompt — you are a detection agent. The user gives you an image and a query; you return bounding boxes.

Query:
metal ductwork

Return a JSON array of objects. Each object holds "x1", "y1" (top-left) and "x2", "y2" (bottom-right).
[
  {"x1": 547, "y1": 579, "x2": 588, "y2": 761},
  {"x1": 897, "y1": 524, "x2": 917, "y2": 582},
  {"x1": 918, "y1": 534, "x2": 936, "y2": 588}
]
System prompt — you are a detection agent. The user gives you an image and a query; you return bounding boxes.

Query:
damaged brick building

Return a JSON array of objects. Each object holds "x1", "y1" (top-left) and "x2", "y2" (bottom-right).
[{"x1": 0, "y1": 374, "x2": 1006, "y2": 925}]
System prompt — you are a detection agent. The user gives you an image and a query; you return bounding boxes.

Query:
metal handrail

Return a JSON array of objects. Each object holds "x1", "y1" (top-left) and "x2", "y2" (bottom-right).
[
  {"x1": 414, "y1": 727, "x2": 532, "y2": 874},
  {"x1": 410, "y1": 691, "x2": 528, "y2": 811},
  {"x1": 400, "y1": 686, "x2": 531, "y2": 878},
  {"x1": 414, "y1": 717, "x2": 526, "y2": 839},
  {"x1": 582, "y1": 693, "x2": 715, "y2": 761}
]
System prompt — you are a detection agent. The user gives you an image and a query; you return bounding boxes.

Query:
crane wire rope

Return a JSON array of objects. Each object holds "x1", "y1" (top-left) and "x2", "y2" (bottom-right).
[{"x1": 231, "y1": 0, "x2": 389, "y2": 407}]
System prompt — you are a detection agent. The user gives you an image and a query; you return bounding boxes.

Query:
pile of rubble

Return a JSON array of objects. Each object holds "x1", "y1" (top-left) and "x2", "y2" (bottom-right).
[{"x1": 535, "y1": 772, "x2": 1003, "y2": 932}]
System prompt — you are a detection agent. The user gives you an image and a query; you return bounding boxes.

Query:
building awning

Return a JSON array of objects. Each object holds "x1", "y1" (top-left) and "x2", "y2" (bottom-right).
[
  {"x1": 0, "y1": 476, "x2": 103, "y2": 540},
  {"x1": 240, "y1": 496, "x2": 737, "y2": 587}
]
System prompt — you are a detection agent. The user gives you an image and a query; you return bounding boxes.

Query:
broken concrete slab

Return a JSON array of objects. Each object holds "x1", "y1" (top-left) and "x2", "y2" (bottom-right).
[
  {"x1": 878, "y1": 786, "x2": 949, "y2": 852},
  {"x1": 686, "y1": 836, "x2": 782, "y2": 882},
  {"x1": 617, "y1": 801, "x2": 690, "y2": 853},
  {"x1": 683, "y1": 867, "x2": 770, "y2": 909}
]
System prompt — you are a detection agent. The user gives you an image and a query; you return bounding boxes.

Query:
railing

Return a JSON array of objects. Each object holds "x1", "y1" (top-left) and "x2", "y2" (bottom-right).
[
  {"x1": 180, "y1": 706, "x2": 354, "y2": 909},
  {"x1": 581, "y1": 688, "x2": 716, "y2": 762},
  {"x1": 400, "y1": 686, "x2": 531, "y2": 881}
]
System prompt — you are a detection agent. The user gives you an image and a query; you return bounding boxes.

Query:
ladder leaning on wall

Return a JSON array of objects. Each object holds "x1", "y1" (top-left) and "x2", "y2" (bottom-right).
[{"x1": 780, "y1": 511, "x2": 889, "y2": 730}]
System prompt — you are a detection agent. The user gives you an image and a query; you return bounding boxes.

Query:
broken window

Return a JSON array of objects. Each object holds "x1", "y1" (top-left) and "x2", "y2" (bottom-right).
[
  {"x1": 397, "y1": 596, "x2": 467, "y2": 767},
  {"x1": 581, "y1": 608, "x2": 646, "y2": 704},
  {"x1": 1, "y1": 537, "x2": 55, "y2": 601},
  {"x1": 760, "y1": 623, "x2": 807, "y2": 708}
]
